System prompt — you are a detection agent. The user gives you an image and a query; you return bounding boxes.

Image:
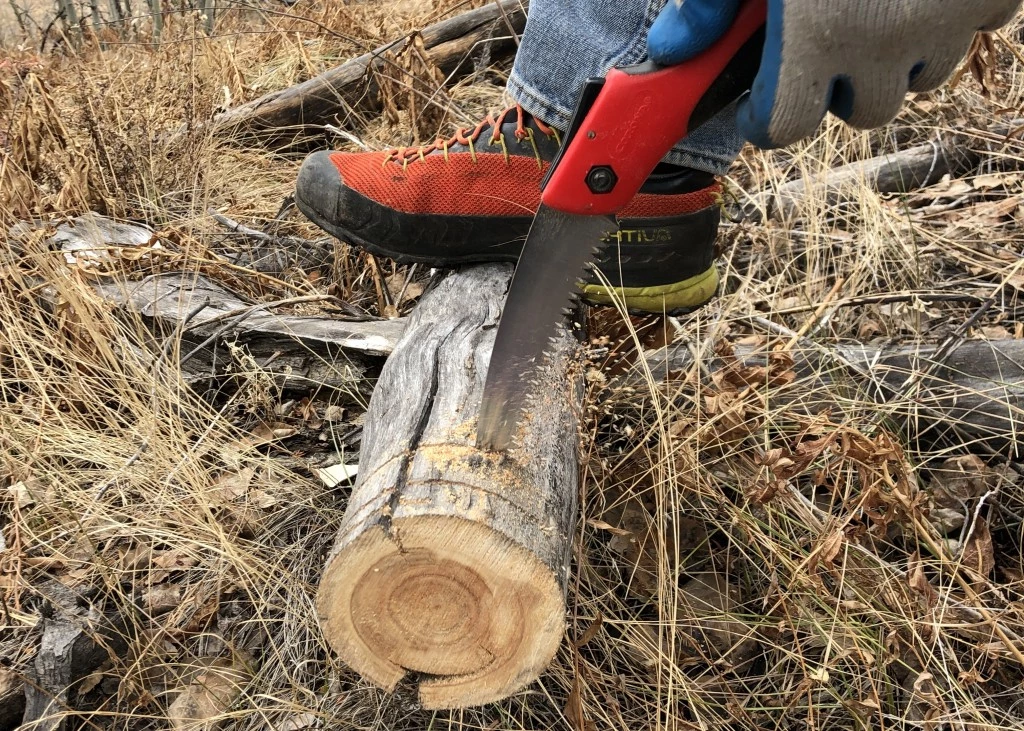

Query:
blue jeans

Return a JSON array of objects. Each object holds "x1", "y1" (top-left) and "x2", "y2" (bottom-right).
[{"x1": 506, "y1": 0, "x2": 745, "y2": 175}]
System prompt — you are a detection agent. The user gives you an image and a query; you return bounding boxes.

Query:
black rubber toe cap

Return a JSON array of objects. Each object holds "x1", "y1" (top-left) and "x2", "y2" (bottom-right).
[
  {"x1": 295, "y1": 151, "x2": 393, "y2": 250},
  {"x1": 295, "y1": 151, "x2": 344, "y2": 225}
]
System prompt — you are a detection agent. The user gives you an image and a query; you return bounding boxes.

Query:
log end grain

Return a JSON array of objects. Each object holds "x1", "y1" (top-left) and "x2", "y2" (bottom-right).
[{"x1": 317, "y1": 514, "x2": 564, "y2": 709}]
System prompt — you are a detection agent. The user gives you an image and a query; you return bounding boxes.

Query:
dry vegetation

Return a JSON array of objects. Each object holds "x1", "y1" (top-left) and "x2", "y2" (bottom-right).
[{"x1": 3, "y1": 0, "x2": 1024, "y2": 729}]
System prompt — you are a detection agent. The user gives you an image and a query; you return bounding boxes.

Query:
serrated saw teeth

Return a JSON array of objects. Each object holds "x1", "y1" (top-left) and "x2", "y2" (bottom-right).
[{"x1": 475, "y1": 205, "x2": 614, "y2": 451}]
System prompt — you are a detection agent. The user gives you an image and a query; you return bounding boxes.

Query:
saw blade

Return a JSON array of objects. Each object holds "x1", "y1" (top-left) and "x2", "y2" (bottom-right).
[{"x1": 476, "y1": 204, "x2": 615, "y2": 451}]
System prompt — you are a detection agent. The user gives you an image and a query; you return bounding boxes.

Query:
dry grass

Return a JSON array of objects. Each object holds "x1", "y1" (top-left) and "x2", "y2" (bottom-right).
[{"x1": 3, "y1": 2, "x2": 1024, "y2": 729}]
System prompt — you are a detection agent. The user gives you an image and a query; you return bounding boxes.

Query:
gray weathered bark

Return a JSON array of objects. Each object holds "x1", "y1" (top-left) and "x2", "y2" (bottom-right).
[
  {"x1": 91, "y1": 271, "x2": 401, "y2": 393},
  {"x1": 21, "y1": 585, "x2": 128, "y2": 731},
  {"x1": 649, "y1": 338, "x2": 1024, "y2": 450}
]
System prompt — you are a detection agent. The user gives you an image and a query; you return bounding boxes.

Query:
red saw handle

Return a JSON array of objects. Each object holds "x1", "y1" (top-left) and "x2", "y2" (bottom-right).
[{"x1": 541, "y1": 0, "x2": 766, "y2": 216}]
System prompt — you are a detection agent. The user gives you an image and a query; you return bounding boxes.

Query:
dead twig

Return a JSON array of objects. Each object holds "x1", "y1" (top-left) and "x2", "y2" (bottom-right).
[{"x1": 178, "y1": 294, "x2": 341, "y2": 367}]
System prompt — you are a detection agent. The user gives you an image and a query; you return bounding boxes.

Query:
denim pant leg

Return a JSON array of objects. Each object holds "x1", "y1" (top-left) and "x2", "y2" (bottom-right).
[{"x1": 505, "y1": 0, "x2": 745, "y2": 176}]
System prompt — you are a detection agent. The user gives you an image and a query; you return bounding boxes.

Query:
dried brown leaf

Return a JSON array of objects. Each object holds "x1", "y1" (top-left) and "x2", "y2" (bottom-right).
[
  {"x1": 980, "y1": 325, "x2": 1013, "y2": 340},
  {"x1": 143, "y1": 584, "x2": 183, "y2": 615},
  {"x1": 564, "y1": 675, "x2": 596, "y2": 731},
  {"x1": 973, "y1": 172, "x2": 1019, "y2": 190},
  {"x1": 675, "y1": 573, "x2": 759, "y2": 665},
  {"x1": 78, "y1": 667, "x2": 106, "y2": 695},
  {"x1": 960, "y1": 517, "x2": 995, "y2": 579},
  {"x1": 153, "y1": 552, "x2": 197, "y2": 570},
  {"x1": 817, "y1": 530, "x2": 845, "y2": 568},
  {"x1": 211, "y1": 467, "x2": 255, "y2": 502},
  {"x1": 574, "y1": 613, "x2": 603, "y2": 648},
  {"x1": 907, "y1": 552, "x2": 938, "y2": 609},
  {"x1": 1, "y1": 667, "x2": 23, "y2": 697},
  {"x1": 166, "y1": 658, "x2": 250, "y2": 731},
  {"x1": 7, "y1": 479, "x2": 45, "y2": 508},
  {"x1": 274, "y1": 714, "x2": 319, "y2": 731},
  {"x1": 246, "y1": 422, "x2": 297, "y2": 446}
]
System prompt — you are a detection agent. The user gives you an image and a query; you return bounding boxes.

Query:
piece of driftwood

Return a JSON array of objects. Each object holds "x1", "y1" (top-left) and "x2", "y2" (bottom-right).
[
  {"x1": 649, "y1": 338, "x2": 1024, "y2": 450},
  {"x1": 212, "y1": 0, "x2": 527, "y2": 142},
  {"x1": 753, "y1": 124, "x2": 1024, "y2": 220},
  {"x1": 316, "y1": 264, "x2": 583, "y2": 709},
  {"x1": 91, "y1": 272, "x2": 403, "y2": 389},
  {"x1": 20, "y1": 214, "x2": 405, "y2": 393},
  {"x1": 73, "y1": 272, "x2": 403, "y2": 392}
]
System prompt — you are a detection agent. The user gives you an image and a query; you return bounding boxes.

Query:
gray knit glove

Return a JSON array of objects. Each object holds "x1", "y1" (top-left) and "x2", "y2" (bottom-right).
[{"x1": 648, "y1": 0, "x2": 1022, "y2": 147}]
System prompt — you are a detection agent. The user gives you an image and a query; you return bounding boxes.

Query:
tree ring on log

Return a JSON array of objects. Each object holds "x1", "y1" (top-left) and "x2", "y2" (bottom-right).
[{"x1": 318, "y1": 514, "x2": 563, "y2": 708}]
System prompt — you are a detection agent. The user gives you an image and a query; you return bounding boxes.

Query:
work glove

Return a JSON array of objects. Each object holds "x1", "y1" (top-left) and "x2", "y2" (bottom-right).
[{"x1": 647, "y1": 0, "x2": 1022, "y2": 147}]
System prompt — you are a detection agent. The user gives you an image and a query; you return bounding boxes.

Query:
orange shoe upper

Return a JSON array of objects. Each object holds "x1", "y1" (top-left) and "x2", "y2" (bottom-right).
[{"x1": 329, "y1": 151, "x2": 720, "y2": 220}]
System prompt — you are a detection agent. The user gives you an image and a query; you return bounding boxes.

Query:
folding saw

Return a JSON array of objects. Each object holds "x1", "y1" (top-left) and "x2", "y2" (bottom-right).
[{"x1": 476, "y1": 0, "x2": 767, "y2": 451}]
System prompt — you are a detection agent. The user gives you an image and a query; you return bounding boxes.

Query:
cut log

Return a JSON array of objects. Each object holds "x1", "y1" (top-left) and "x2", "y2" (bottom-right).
[
  {"x1": 316, "y1": 264, "x2": 582, "y2": 709},
  {"x1": 212, "y1": 0, "x2": 528, "y2": 143}
]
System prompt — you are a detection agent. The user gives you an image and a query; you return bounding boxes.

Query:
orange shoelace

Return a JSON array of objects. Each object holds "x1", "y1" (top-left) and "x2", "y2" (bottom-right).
[{"x1": 384, "y1": 104, "x2": 561, "y2": 168}]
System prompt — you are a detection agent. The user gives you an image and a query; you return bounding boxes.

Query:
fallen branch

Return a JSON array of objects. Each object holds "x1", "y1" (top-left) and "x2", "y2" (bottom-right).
[
  {"x1": 89, "y1": 272, "x2": 404, "y2": 392},
  {"x1": 207, "y1": 209, "x2": 335, "y2": 275},
  {"x1": 212, "y1": 0, "x2": 528, "y2": 144},
  {"x1": 316, "y1": 264, "x2": 583, "y2": 709},
  {"x1": 750, "y1": 123, "x2": 1024, "y2": 220},
  {"x1": 650, "y1": 337, "x2": 1024, "y2": 452},
  {"x1": 24, "y1": 215, "x2": 405, "y2": 392}
]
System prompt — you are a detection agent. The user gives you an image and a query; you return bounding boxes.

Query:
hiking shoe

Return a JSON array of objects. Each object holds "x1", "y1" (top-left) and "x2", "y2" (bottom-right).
[{"x1": 295, "y1": 105, "x2": 722, "y2": 313}]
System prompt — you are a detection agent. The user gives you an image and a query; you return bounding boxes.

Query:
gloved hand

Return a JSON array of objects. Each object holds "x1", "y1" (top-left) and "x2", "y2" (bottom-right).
[{"x1": 648, "y1": 0, "x2": 1021, "y2": 148}]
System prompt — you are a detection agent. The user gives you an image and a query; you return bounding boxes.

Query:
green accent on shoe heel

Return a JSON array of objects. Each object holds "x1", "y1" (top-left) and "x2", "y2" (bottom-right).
[{"x1": 581, "y1": 265, "x2": 719, "y2": 313}]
